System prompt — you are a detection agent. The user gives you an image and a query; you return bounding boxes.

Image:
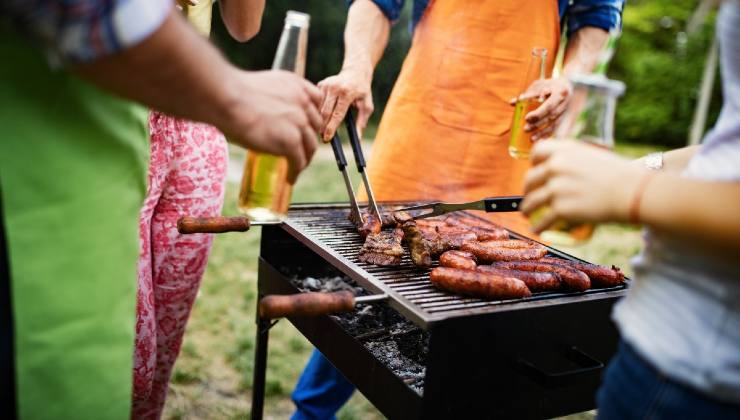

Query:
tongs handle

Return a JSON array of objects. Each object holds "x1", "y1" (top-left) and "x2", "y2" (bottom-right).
[
  {"x1": 483, "y1": 196, "x2": 522, "y2": 212},
  {"x1": 330, "y1": 133, "x2": 348, "y2": 170},
  {"x1": 177, "y1": 216, "x2": 251, "y2": 234},
  {"x1": 344, "y1": 108, "x2": 367, "y2": 170},
  {"x1": 259, "y1": 291, "x2": 356, "y2": 318}
]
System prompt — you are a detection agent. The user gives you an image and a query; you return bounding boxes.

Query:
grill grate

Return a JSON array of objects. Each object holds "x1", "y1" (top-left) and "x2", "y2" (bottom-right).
[{"x1": 282, "y1": 204, "x2": 627, "y2": 328}]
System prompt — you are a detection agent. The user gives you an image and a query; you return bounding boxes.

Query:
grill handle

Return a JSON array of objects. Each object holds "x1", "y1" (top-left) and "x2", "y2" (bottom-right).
[
  {"x1": 259, "y1": 291, "x2": 356, "y2": 318},
  {"x1": 177, "y1": 216, "x2": 251, "y2": 234},
  {"x1": 517, "y1": 346, "x2": 604, "y2": 388}
]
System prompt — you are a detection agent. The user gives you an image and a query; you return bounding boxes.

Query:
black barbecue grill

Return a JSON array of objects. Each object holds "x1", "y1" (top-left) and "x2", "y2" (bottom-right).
[{"x1": 250, "y1": 203, "x2": 628, "y2": 420}]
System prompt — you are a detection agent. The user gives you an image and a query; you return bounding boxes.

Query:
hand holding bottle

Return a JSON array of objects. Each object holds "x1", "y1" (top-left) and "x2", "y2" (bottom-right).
[
  {"x1": 225, "y1": 70, "x2": 322, "y2": 183},
  {"x1": 510, "y1": 77, "x2": 573, "y2": 141}
]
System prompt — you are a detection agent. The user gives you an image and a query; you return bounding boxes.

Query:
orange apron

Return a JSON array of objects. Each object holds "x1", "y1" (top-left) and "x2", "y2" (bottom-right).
[{"x1": 363, "y1": 0, "x2": 559, "y2": 234}]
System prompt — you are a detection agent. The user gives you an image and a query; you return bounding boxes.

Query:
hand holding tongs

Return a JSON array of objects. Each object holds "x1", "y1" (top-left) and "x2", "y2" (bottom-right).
[
  {"x1": 329, "y1": 107, "x2": 382, "y2": 223},
  {"x1": 395, "y1": 196, "x2": 523, "y2": 220}
]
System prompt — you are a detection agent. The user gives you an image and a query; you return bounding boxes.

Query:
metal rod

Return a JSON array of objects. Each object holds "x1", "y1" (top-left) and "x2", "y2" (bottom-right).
[
  {"x1": 344, "y1": 108, "x2": 382, "y2": 218},
  {"x1": 251, "y1": 316, "x2": 270, "y2": 420},
  {"x1": 360, "y1": 171, "x2": 382, "y2": 220},
  {"x1": 250, "y1": 220, "x2": 284, "y2": 226},
  {"x1": 331, "y1": 134, "x2": 364, "y2": 224},
  {"x1": 355, "y1": 293, "x2": 388, "y2": 305},
  {"x1": 341, "y1": 169, "x2": 364, "y2": 224}
]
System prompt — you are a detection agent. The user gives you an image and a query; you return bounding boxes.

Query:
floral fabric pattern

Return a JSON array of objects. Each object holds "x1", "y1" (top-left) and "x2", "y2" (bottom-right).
[{"x1": 132, "y1": 111, "x2": 228, "y2": 419}]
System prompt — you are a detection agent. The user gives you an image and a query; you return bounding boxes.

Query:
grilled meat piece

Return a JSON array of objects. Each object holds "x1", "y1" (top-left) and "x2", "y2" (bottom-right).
[
  {"x1": 476, "y1": 266, "x2": 561, "y2": 292},
  {"x1": 461, "y1": 241, "x2": 547, "y2": 263},
  {"x1": 492, "y1": 261, "x2": 591, "y2": 292},
  {"x1": 358, "y1": 228, "x2": 406, "y2": 266},
  {"x1": 430, "y1": 267, "x2": 531, "y2": 299},
  {"x1": 402, "y1": 220, "x2": 479, "y2": 267},
  {"x1": 349, "y1": 207, "x2": 399, "y2": 237},
  {"x1": 538, "y1": 257, "x2": 625, "y2": 288},
  {"x1": 444, "y1": 217, "x2": 509, "y2": 240},
  {"x1": 402, "y1": 221, "x2": 432, "y2": 267},
  {"x1": 439, "y1": 250, "x2": 477, "y2": 270}
]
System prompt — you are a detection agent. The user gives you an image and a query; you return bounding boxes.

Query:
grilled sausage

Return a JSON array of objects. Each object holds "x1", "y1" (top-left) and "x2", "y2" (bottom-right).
[
  {"x1": 430, "y1": 267, "x2": 531, "y2": 299},
  {"x1": 476, "y1": 266, "x2": 561, "y2": 292},
  {"x1": 539, "y1": 257, "x2": 625, "y2": 288},
  {"x1": 491, "y1": 261, "x2": 590, "y2": 292},
  {"x1": 444, "y1": 217, "x2": 509, "y2": 241},
  {"x1": 461, "y1": 241, "x2": 548, "y2": 263},
  {"x1": 478, "y1": 239, "x2": 541, "y2": 249},
  {"x1": 439, "y1": 250, "x2": 478, "y2": 270}
]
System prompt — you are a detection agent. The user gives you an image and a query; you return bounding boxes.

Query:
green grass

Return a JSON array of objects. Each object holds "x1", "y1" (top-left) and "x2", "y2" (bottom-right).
[{"x1": 162, "y1": 142, "x2": 660, "y2": 419}]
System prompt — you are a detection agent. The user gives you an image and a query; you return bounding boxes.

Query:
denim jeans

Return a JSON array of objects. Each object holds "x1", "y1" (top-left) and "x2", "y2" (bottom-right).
[
  {"x1": 291, "y1": 350, "x2": 355, "y2": 420},
  {"x1": 597, "y1": 341, "x2": 740, "y2": 420}
]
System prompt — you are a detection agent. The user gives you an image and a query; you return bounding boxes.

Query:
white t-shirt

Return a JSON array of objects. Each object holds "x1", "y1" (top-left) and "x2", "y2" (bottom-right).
[{"x1": 613, "y1": 0, "x2": 740, "y2": 405}]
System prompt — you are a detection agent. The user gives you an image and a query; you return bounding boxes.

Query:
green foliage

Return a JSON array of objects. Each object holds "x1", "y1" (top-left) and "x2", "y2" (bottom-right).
[
  {"x1": 211, "y1": 1, "x2": 412, "y2": 124},
  {"x1": 609, "y1": 0, "x2": 721, "y2": 147}
]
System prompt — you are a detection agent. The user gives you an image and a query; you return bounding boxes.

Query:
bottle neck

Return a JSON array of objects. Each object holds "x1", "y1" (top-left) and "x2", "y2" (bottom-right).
[{"x1": 521, "y1": 48, "x2": 547, "y2": 93}]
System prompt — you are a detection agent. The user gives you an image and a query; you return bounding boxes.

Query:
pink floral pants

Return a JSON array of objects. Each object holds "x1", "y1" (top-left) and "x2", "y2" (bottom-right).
[{"x1": 132, "y1": 112, "x2": 228, "y2": 419}]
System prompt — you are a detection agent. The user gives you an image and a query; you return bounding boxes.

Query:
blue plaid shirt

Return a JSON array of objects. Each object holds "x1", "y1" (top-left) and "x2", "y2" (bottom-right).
[
  {"x1": 368, "y1": 0, "x2": 624, "y2": 35},
  {"x1": 1, "y1": 0, "x2": 171, "y2": 64}
]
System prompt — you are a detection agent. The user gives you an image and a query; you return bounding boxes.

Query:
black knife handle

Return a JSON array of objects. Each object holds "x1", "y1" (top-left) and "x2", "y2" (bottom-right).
[
  {"x1": 344, "y1": 108, "x2": 366, "y2": 170},
  {"x1": 330, "y1": 134, "x2": 347, "y2": 171},
  {"x1": 484, "y1": 196, "x2": 523, "y2": 212}
]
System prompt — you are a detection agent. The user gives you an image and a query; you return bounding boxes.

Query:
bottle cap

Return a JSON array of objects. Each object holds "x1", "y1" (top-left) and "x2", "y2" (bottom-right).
[{"x1": 286, "y1": 11, "x2": 310, "y2": 27}]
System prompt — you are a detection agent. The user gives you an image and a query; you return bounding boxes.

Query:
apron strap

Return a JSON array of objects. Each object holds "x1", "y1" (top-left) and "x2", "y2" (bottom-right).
[{"x1": 0, "y1": 186, "x2": 17, "y2": 419}]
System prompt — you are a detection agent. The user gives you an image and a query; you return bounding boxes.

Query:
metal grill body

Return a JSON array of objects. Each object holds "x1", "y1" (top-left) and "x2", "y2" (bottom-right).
[{"x1": 252, "y1": 204, "x2": 627, "y2": 419}]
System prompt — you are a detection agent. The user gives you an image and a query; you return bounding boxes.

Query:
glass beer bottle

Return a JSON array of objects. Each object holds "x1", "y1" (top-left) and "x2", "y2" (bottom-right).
[
  {"x1": 237, "y1": 11, "x2": 310, "y2": 221},
  {"x1": 530, "y1": 74, "x2": 626, "y2": 245},
  {"x1": 508, "y1": 47, "x2": 548, "y2": 159}
]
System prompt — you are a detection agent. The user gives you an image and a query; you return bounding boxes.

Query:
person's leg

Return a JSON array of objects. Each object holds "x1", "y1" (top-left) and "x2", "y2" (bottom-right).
[
  {"x1": 137, "y1": 117, "x2": 228, "y2": 419},
  {"x1": 597, "y1": 341, "x2": 740, "y2": 419},
  {"x1": 131, "y1": 112, "x2": 172, "y2": 418},
  {"x1": 291, "y1": 349, "x2": 356, "y2": 420}
]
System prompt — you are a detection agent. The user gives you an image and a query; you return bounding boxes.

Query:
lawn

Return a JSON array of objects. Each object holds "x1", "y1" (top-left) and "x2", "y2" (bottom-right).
[{"x1": 162, "y1": 142, "x2": 657, "y2": 419}]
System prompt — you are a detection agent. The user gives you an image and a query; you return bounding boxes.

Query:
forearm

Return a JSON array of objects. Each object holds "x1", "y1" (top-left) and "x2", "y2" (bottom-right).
[
  {"x1": 341, "y1": 0, "x2": 391, "y2": 81},
  {"x1": 220, "y1": 0, "x2": 265, "y2": 42},
  {"x1": 75, "y1": 10, "x2": 242, "y2": 137},
  {"x1": 562, "y1": 27, "x2": 609, "y2": 77},
  {"x1": 637, "y1": 173, "x2": 740, "y2": 249},
  {"x1": 633, "y1": 146, "x2": 700, "y2": 173}
]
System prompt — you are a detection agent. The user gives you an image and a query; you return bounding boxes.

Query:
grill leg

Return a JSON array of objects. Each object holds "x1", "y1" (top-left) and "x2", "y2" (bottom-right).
[{"x1": 251, "y1": 316, "x2": 270, "y2": 420}]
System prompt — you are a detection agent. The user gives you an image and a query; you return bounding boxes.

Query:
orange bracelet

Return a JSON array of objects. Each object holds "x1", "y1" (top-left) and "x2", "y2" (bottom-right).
[{"x1": 629, "y1": 171, "x2": 657, "y2": 224}]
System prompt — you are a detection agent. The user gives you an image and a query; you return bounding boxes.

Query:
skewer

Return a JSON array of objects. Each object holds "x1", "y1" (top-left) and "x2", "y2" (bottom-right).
[
  {"x1": 344, "y1": 108, "x2": 382, "y2": 218},
  {"x1": 330, "y1": 133, "x2": 364, "y2": 224}
]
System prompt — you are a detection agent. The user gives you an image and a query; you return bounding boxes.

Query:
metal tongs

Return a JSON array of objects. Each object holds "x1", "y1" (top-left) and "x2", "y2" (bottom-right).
[
  {"x1": 329, "y1": 107, "x2": 382, "y2": 223},
  {"x1": 396, "y1": 196, "x2": 523, "y2": 220}
]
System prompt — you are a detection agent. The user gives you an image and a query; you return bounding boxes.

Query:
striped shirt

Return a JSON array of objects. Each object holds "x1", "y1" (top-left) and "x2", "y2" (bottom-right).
[
  {"x1": 613, "y1": 0, "x2": 740, "y2": 405},
  {"x1": 0, "y1": 0, "x2": 171, "y2": 64}
]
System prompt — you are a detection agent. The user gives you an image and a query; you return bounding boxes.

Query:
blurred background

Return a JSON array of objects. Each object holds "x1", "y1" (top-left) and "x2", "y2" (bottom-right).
[{"x1": 164, "y1": 1, "x2": 723, "y2": 418}]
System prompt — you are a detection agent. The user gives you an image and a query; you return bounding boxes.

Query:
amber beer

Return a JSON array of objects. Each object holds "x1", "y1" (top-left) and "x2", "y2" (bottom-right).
[
  {"x1": 531, "y1": 75, "x2": 625, "y2": 245},
  {"x1": 238, "y1": 11, "x2": 309, "y2": 221},
  {"x1": 508, "y1": 47, "x2": 547, "y2": 159}
]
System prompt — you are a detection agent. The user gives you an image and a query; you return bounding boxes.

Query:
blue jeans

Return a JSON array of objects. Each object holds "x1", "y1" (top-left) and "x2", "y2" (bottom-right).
[
  {"x1": 597, "y1": 341, "x2": 740, "y2": 419},
  {"x1": 291, "y1": 349, "x2": 355, "y2": 420}
]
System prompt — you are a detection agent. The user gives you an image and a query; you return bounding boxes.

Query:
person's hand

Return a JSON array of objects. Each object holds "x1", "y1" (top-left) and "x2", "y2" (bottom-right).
[
  {"x1": 510, "y1": 77, "x2": 572, "y2": 141},
  {"x1": 317, "y1": 67, "x2": 374, "y2": 142},
  {"x1": 225, "y1": 70, "x2": 323, "y2": 184},
  {"x1": 521, "y1": 140, "x2": 643, "y2": 232}
]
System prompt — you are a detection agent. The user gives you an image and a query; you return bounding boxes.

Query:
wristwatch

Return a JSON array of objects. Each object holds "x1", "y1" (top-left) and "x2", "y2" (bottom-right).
[{"x1": 644, "y1": 152, "x2": 664, "y2": 171}]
